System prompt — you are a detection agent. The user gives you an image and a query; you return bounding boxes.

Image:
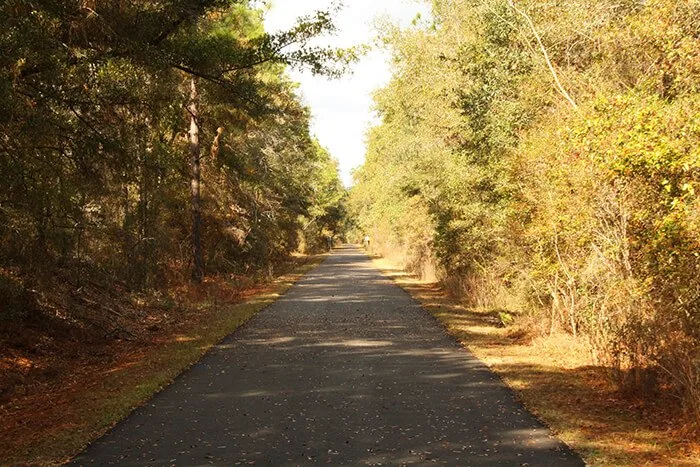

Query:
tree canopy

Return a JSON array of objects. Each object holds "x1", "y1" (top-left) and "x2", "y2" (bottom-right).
[
  {"x1": 0, "y1": 1, "x2": 348, "y2": 291},
  {"x1": 350, "y1": 0, "x2": 700, "y2": 428}
]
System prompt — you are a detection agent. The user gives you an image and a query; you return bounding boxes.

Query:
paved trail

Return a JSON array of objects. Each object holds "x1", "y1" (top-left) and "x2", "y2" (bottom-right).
[{"x1": 73, "y1": 246, "x2": 583, "y2": 466}]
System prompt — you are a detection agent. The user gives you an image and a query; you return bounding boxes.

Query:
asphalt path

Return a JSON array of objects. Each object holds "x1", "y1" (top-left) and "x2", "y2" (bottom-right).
[{"x1": 72, "y1": 246, "x2": 584, "y2": 466}]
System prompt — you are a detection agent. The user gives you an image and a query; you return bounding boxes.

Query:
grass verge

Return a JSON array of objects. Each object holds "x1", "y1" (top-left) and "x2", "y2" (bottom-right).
[
  {"x1": 0, "y1": 255, "x2": 325, "y2": 466},
  {"x1": 372, "y1": 256, "x2": 700, "y2": 466}
]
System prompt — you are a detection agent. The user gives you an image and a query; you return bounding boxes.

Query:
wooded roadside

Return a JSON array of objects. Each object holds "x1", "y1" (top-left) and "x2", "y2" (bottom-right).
[
  {"x1": 374, "y1": 256, "x2": 699, "y2": 466},
  {"x1": 0, "y1": 255, "x2": 325, "y2": 466}
]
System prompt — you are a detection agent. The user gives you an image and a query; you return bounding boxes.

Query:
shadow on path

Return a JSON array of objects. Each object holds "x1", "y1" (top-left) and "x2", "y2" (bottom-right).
[{"x1": 72, "y1": 246, "x2": 583, "y2": 466}]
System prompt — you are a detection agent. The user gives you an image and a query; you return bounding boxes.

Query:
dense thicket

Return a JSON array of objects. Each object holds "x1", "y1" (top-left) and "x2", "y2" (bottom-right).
[
  {"x1": 350, "y1": 0, "x2": 700, "y2": 427},
  {"x1": 0, "y1": 2, "x2": 346, "y2": 308}
]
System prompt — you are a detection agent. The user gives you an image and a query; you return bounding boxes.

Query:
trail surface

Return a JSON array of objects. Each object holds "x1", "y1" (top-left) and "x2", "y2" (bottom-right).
[{"x1": 73, "y1": 246, "x2": 583, "y2": 466}]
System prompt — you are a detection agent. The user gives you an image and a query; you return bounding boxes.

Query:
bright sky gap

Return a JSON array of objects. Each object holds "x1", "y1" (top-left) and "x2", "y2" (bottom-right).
[{"x1": 264, "y1": 0, "x2": 431, "y2": 187}]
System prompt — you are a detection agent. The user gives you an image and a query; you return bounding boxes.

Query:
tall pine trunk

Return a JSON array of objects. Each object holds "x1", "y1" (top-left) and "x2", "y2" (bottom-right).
[{"x1": 189, "y1": 78, "x2": 204, "y2": 283}]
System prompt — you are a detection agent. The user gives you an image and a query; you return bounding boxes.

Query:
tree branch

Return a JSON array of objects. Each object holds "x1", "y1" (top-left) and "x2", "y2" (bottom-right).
[{"x1": 508, "y1": 0, "x2": 579, "y2": 111}]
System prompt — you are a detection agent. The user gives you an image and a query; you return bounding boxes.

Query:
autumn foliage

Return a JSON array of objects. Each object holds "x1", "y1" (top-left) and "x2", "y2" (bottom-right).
[
  {"x1": 0, "y1": 2, "x2": 348, "y2": 354},
  {"x1": 350, "y1": 0, "x2": 700, "y2": 430}
]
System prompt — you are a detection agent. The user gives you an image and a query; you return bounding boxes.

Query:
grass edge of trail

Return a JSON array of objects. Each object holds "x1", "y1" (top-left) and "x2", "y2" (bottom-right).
[
  {"x1": 369, "y1": 254, "x2": 699, "y2": 467},
  {"x1": 5, "y1": 254, "x2": 327, "y2": 466}
]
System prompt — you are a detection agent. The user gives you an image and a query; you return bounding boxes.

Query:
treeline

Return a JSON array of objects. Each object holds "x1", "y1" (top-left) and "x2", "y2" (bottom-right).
[
  {"x1": 350, "y1": 0, "x2": 699, "y2": 428},
  {"x1": 0, "y1": 2, "x2": 346, "y2": 308}
]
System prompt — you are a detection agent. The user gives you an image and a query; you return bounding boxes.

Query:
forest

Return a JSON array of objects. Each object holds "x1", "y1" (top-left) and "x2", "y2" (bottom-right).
[
  {"x1": 2, "y1": 0, "x2": 700, "y2": 464},
  {"x1": 0, "y1": 2, "x2": 349, "y2": 460},
  {"x1": 350, "y1": 0, "x2": 699, "y2": 435},
  {"x1": 0, "y1": 1, "x2": 348, "y2": 324}
]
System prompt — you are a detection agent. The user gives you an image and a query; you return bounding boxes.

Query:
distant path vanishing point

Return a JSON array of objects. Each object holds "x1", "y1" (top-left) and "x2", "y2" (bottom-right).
[{"x1": 72, "y1": 246, "x2": 583, "y2": 466}]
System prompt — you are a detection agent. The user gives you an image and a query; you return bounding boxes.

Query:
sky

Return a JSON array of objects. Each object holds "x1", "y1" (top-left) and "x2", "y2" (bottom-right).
[{"x1": 264, "y1": 0, "x2": 430, "y2": 187}]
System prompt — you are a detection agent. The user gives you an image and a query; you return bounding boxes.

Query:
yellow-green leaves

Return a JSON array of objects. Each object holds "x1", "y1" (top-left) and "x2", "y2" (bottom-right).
[{"x1": 350, "y1": 0, "x2": 700, "y2": 427}]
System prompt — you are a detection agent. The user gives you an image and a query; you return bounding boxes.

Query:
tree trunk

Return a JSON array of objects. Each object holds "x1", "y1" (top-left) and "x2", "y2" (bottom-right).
[
  {"x1": 189, "y1": 78, "x2": 204, "y2": 283},
  {"x1": 211, "y1": 126, "x2": 224, "y2": 163}
]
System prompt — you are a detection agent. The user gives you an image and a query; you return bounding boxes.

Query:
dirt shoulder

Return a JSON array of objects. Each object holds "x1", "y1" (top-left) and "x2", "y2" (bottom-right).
[
  {"x1": 0, "y1": 255, "x2": 326, "y2": 466},
  {"x1": 71, "y1": 245, "x2": 582, "y2": 466},
  {"x1": 372, "y1": 256, "x2": 699, "y2": 466}
]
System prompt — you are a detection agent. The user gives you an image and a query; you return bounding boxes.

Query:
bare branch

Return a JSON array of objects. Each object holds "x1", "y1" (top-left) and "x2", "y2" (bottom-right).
[{"x1": 508, "y1": 0, "x2": 579, "y2": 111}]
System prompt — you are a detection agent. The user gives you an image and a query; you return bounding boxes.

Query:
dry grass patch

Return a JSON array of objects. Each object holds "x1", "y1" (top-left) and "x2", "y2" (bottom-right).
[
  {"x1": 373, "y1": 256, "x2": 700, "y2": 466},
  {"x1": 0, "y1": 255, "x2": 325, "y2": 466}
]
